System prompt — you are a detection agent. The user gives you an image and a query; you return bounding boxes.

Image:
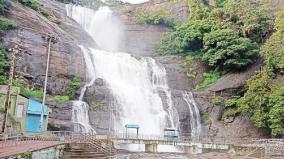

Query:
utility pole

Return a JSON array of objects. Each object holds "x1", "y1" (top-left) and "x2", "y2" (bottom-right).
[
  {"x1": 39, "y1": 34, "x2": 58, "y2": 131},
  {"x1": 1, "y1": 45, "x2": 20, "y2": 134}
]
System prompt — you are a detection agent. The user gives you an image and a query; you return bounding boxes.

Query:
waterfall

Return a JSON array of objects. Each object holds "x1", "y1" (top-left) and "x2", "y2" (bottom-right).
[
  {"x1": 66, "y1": 4, "x2": 201, "y2": 140},
  {"x1": 71, "y1": 45, "x2": 96, "y2": 134},
  {"x1": 101, "y1": 0, "x2": 149, "y2": 4},
  {"x1": 182, "y1": 92, "x2": 202, "y2": 139}
]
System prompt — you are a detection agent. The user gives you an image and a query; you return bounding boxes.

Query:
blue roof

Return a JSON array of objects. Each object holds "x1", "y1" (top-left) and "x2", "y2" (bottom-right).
[
  {"x1": 125, "y1": 124, "x2": 139, "y2": 129},
  {"x1": 27, "y1": 98, "x2": 48, "y2": 115}
]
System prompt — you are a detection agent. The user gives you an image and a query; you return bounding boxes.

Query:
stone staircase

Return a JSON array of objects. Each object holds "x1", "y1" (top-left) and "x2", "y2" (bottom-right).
[{"x1": 62, "y1": 139, "x2": 116, "y2": 159}]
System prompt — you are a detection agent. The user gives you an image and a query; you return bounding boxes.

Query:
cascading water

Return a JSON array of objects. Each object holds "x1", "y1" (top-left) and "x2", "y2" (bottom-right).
[
  {"x1": 71, "y1": 46, "x2": 96, "y2": 134},
  {"x1": 182, "y1": 92, "x2": 202, "y2": 139},
  {"x1": 67, "y1": 4, "x2": 179, "y2": 137},
  {"x1": 66, "y1": 3, "x2": 202, "y2": 145}
]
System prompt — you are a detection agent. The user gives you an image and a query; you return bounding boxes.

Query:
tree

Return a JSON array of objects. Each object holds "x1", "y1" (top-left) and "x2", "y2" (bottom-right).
[
  {"x1": 211, "y1": 0, "x2": 274, "y2": 43},
  {"x1": 158, "y1": 18, "x2": 215, "y2": 55},
  {"x1": 268, "y1": 85, "x2": 284, "y2": 136},
  {"x1": 237, "y1": 72, "x2": 271, "y2": 128},
  {"x1": 202, "y1": 29, "x2": 258, "y2": 71},
  {"x1": 261, "y1": 6, "x2": 284, "y2": 74},
  {"x1": 237, "y1": 71, "x2": 284, "y2": 137}
]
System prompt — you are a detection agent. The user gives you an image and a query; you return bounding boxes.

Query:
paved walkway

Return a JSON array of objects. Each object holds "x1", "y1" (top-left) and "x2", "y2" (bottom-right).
[{"x1": 0, "y1": 140, "x2": 65, "y2": 158}]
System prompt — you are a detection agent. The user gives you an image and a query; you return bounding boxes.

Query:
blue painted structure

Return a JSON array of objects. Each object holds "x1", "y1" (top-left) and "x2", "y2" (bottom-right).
[
  {"x1": 25, "y1": 99, "x2": 48, "y2": 132},
  {"x1": 164, "y1": 128, "x2": 179, "y2": 140},
  {"x1": 125, "y1": 124, "x2": 140, "y2": 129},
  {"x1": 125, "y1": 124, "x2": 140, "y2": 138}
]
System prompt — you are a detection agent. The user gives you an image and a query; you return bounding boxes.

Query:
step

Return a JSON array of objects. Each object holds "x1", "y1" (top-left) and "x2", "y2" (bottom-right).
[{"x1": 62, "y1": 154, "x2": 109, "y2": 158}]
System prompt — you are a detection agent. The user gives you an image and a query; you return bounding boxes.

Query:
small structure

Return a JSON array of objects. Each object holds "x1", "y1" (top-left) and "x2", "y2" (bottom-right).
[
  {"x1": 125, "y1": 124, "x2": 139, "y2": 138},
  {"x1": 25, "y1": 99, "x2": 49, "y2": 132},
  {"x1": 0, "y1": 85, "x2": 29, "y2": 134},
  {"x1": 164, "y1": 128, "x2": 179, "y2": 140}
]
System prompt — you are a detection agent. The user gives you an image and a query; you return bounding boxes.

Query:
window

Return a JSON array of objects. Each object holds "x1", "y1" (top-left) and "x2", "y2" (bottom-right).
[{"x1": 16, "y1": 104, "x2": 24, "y2": 118}]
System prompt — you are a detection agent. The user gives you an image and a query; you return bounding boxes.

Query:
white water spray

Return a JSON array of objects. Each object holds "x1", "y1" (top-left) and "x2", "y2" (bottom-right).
[
  {"x1": 182, "y1": 92, "x2": 202, "y2": 139},
  {"x1": 67, "y1": 4, "x2": 202, "y2": 142}
]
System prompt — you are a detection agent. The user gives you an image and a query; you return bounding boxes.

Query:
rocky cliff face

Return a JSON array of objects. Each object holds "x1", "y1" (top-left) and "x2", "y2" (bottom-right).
[
  {"x1": 3, "y1": 0, "x2": 95, "y2": 95},
  {"x1": 111, "y1": 0, "x2": 189, "y2": 56}
]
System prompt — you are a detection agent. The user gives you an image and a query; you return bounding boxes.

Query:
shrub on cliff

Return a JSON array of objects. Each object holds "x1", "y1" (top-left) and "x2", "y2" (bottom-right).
[
  {"x1": 18, "y1": 0, "x2": 40, "y2": 11},
  {"x1": 211, "y1": 0, "x2": 274, "y2": 43},
  {"x1": 0, "y1": 0, "x2": 4, "y2": 14},
  {"x1": 135, "y1": 9, "x2": 176, "y2": 28},
  {"x1": 202, "y1": 29, "x2": 258, "y2": 71},
  {"x1": 0, "y1": 16, "x2": 17, "y2": 30},
  {"x1": 158, "y1": 18, "x2": 216, "y2": 55},
  {"x1": 66, "y1": 76, "x2": 81, "y2": 98},
  {"x1": 0, "y1": 47, "x2": 8, "y2": 74},
  {"x1": 261, "y1": 6, "x2": 284, "y2": 74},
  {"x1": 237, "y1": 71, "x2": 284, "y2": 137}
]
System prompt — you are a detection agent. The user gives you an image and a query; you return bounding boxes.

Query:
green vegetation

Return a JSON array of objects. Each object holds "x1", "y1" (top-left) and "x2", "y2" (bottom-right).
[
  {"x1": 158, "y1": 18, "x2": 215, "y2": 55},
  {"x1": 211, "y1": 97, "x2": 222, "y2": 106},
  {"x1": 20, "y1": 86, "x2": 43, "y2": 99},
  {"x1": 235, "y1": 6, "x2": 284, "y2": 137},
  {"x1": 186, "y1": 70, "x2": 197, "y2": 78},
  {"x1": 0, "y1": 17, "x2": 17, "y2": 30},
  {"x1": 237, "y1": 71, "x2": 284, "y2": 136},
  {"x1": 159, "y1": 0, "x2": 273, "y2": 72},
  {"x1": 261, "y1": 7, "x2": 284, "y2": 74},
  {"x1": 185, "y1": 51, "x2": 203, "y2": 64},
  {"x1": 196, "y1": 71, "x2": 221, "y2": 91},
  {"x1": 225, "y1": 96, "x2": 238, "y2": 108},
  {"x1": 0, "y1": 47, "x2": 8, "y2": 74},
  {"x1": 201, "y1": 112, "x2": 210, "y2": 124},
  {"x1": 203, "y1": 29, "x2": 258, "y2": 71},
  {"x1": 212, "y1": 0, "x2": 274, "y2": 43},
  {"x1": 0, "y1": 0, "x2": 4, "y2": 14},
  {"x1": 135, "y1": 9, "x2": 176, "y2": 27},
  {"x1": 18, "y1": 0, "x2": 40, "y2": 11},
  {"x1": 65, "y1": 76, "x2": 81, "y2": 98},
  {"x1": 89, "y1": 100, "x2": 102, "y2": 111},
  {"x1": 54, "y1": 95, "x2": 69, "y2": 103},
  {"x1": 222, "y1": 107, "x2": 239, "y2": 118},
  {"x1": 223, "y1": 96, "x2": 240, "y2": 119}
]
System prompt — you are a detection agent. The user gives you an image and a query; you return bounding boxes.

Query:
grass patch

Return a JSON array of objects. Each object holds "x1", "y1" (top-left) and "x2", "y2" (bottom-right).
[
  {"x1": 0, "y1": 17, "x2": 17, "y2": 30},
  {"x1": 21, "y1": 88, "x2": 43, "y2": 99},
  {"x1": 196, "y1": 71, "x2": 221, "y2": 91},
  {"x1": 54, "y1": 95, "x2": 69, "y2": 103}
]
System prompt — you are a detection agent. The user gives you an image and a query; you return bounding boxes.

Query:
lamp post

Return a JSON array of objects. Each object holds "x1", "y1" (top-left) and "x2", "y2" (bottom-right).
[{"x1": 39, "y1": 34, "x2": 58, "y2": 131}]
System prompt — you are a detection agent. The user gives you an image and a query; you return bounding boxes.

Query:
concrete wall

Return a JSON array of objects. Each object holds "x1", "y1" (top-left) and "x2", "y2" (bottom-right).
[{"x1": 8, "y1": 144, "x2": 65, "y2": 159}]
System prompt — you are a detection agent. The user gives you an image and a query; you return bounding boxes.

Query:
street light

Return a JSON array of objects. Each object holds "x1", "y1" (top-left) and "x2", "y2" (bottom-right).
[{"x1": 39, "y1": 34, "x2": 58, "y2": 131}]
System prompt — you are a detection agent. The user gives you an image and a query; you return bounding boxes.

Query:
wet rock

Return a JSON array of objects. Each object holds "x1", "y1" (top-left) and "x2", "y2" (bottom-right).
[
  {"x1": 112, "y1": 0, "x2": 189, "y2": 56},
  {"x1": 47, "y1": 99, "x2": 74, "y2": 131},
  {"x1": 224, "y1": 116, "x2": 235, "y2": 123},
  {"x1": 84, "y1": 78, "x2": 116, "y2": 134}
]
